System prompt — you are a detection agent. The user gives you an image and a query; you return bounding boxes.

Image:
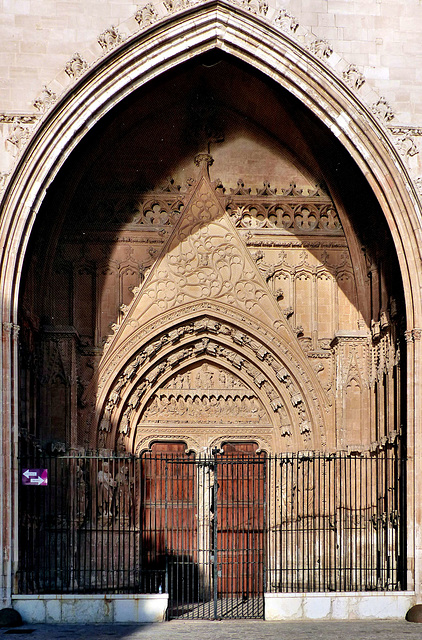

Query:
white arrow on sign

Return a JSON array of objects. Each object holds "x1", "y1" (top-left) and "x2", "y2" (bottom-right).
[
  {"x1": 29, "y1": 476, "x2": 46, "y2": 485},
  {"x1": 23, "y1": 470, "x2": 38, "y2": 479}
]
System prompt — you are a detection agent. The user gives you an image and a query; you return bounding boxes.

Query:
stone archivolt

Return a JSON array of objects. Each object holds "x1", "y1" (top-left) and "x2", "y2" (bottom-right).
[{"x1": 91, "y1": 313, "x2": 321, "y2": 453}]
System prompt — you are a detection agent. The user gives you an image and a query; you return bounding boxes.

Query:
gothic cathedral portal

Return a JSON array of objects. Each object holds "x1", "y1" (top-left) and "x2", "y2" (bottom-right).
[{"x1": 17, "y1": 52, "x2": 406, "y2": 617}]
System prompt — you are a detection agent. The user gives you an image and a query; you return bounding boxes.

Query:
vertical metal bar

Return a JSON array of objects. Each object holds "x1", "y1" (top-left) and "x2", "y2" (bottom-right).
[
  {"x1": 263, "y1": 454, "x2": 267, "y2": 614},
  {"x1": 213, "y1": 452, "x2": 218, "y2": 620}
]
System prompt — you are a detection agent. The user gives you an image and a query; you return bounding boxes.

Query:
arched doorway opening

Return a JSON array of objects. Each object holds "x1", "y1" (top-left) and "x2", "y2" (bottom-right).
[{"x1": 15, "y1": 50, "x2": 407, "y2": 616}]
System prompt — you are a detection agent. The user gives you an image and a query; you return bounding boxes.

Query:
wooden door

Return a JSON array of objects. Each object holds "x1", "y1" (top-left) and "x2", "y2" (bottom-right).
[
  {"x1": 215, "y1": 443, "x2": 266, "y2": 606},
  {"x1": 141, "y1": 442, "x2": 197, "y2": 606}
]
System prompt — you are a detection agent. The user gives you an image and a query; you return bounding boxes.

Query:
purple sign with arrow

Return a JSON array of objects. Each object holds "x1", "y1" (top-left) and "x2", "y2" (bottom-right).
[{"x1": 22, "y1": 469, "x2": 48, "y2": 486}]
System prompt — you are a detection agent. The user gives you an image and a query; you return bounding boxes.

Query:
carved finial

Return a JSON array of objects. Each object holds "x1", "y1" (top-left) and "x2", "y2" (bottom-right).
[{"x1": 194, "y1": 153, "x2": 214, "y2": 177}]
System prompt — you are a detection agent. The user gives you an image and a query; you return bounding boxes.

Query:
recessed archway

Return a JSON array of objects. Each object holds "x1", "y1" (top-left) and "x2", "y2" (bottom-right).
[{"x1": 2, "y1": 0, "x2": 422, "y2": 607}]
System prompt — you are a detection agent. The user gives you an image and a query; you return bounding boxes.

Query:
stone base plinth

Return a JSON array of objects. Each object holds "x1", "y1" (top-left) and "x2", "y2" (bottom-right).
[
  {"x1": 265, "y1": 592, "x2": 416, "y2": 620},
  {"x1": 11, "y1": 594, "x2": 168, "y2": 624}
]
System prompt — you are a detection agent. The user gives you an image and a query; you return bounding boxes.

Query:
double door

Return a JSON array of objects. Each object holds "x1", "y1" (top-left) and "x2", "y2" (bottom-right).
[{"x1": 141, "y1": 442, "x2": 266, "y2": 619}]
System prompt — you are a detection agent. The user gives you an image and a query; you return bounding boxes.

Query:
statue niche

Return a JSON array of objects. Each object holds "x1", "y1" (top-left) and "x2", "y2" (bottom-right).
[{"x1": 141, "y1": 362, "x2": 270, "y2": 426}]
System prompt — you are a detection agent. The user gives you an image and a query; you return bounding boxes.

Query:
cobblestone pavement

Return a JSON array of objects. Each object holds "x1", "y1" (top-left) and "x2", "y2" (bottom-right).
[{"x1": 2, "y1": 620, "x2": 422, "y2": 640}]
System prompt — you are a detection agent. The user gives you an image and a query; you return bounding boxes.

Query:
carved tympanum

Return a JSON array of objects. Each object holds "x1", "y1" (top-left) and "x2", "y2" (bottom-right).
[{"x1": 142, "y1": 363, "x2": 269, "y2": 424}]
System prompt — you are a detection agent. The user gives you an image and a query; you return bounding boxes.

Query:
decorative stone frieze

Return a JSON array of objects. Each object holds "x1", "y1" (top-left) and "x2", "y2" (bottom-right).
[
  {"x1": 389, "y1": 126, "x2": 422, "y2": 137},
  {"x1": 234, "y1": 0, "x2": 269, "y2": 15},
  {"x1": 0, "y1": 114, "x2": 39, "y2": 124}
]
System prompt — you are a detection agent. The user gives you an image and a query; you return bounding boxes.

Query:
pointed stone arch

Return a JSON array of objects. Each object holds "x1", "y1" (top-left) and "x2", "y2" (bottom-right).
[{"x1": 1, "y1": 0, "x2": 422, "y2": 605}]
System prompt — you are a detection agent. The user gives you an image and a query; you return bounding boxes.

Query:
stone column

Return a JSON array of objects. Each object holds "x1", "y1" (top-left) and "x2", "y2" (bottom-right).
[
  {"x1": 196, "y1": 455, "x2": 213, "y2": 602},
  {"x1": 407, "y1": 328, "x2": 422, "y2": 596},
  {"x1": 1, "y1": 322, "x2": 19, "y2": 606}
]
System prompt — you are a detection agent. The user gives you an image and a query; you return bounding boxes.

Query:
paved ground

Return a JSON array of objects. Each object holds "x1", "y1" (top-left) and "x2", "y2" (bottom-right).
[{"x1": 2, "y1": 620, "x2": 422, "y2": 640}]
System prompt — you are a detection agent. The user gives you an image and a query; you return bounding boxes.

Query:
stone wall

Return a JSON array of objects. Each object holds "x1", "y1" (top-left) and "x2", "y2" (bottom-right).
[
  {"x1": 1, "y1": 1, "x2": 422, "y2": 180},
  {"x1": 0, "y1": 0, "x2": 421, "y2": 120}
]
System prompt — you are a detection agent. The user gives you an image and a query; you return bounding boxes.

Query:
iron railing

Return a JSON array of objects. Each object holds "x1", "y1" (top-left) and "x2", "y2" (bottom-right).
[{"x1": 17, "y1": 448, "x2": 405, "y2": 618}]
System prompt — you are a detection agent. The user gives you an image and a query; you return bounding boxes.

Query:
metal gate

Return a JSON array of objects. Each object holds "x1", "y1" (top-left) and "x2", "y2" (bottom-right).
[
  {"x1": 17, "y1": 443, "x2": 405, "y2": 620},
  {"x1": 144, "y1": 442, "x2": 266, "y2": 619}
]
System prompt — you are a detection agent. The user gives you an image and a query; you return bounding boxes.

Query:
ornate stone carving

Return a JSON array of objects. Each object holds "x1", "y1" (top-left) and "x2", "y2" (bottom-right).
[
  {"x1": 3, "y1": 322, "x2": 14, "y2": 334},
  {"x1": 163, "y1": 0, "x2": 195, "y2": 12},
  {"x1": 135, "y1": 3, "x2": 159, "y2": 27},
  {"x1": 65, "y1": 53, "x2": 88, "y2": 78},
  {"x1": 33, "y1": 86, "x2": 57, "y2": 113},
  {"x1": 226, "y1": 183, "x2": 342, "y2": 234},
  {"x1": 108, "y1": 175, "x2": 287, "y2": 333},
  {"x1": 79, "y1": 158, "x2": 340, "y2": 452},
  {"x1": 388, "y1": 126, "x2": 422, "y2": 136},
  {"x1": 308, "y1": 39, "x2": 333, "y2": 59},
  {"x1": 234, "y1": 0, "x2": 268, "y2": 15},
  {"x1": 142, "y1": 363, "x2": 269, "y2": 425},
  {"x1": 98, "y1": 26, "x2": 123, "y2": 51},
  {"x1": 397, "y1": 135, "x2": 419, "y2": 157},
  {"x1": 0, "y1": 114, "x2": 39, "y2": 124},
  {"x1": 7, "y1": 124, "x2": 32, "y2": 150},
  {"x1": 371, "y1": 97, "x2": 395, "y2": 122},
  {"x1": 274, "y1": 9, "x2": 299, "y2": 33},
  {"x1": 404, "y1": 329, "x2": 414, "y2": 343},
  {"x1": 343, "y1": 64, "x2": 365, "y2": 90}
]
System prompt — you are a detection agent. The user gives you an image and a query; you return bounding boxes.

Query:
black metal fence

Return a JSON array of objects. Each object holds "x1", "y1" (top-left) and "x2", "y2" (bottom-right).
[{"x1": 17, "y1": 448, "x2": 405, "y2": 618}]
